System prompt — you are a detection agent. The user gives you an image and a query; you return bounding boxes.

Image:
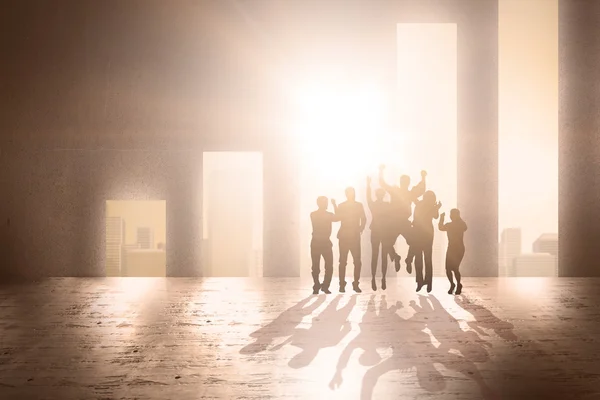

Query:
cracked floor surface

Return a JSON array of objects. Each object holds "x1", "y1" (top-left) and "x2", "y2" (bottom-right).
[{"x1": 1, "y1": 277, "x2": 599, "y2": 399}]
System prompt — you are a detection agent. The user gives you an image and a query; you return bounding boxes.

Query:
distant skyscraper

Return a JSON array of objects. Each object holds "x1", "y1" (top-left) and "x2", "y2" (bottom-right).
[
  {"x1": 533, "y1": 233, "x2": 558, "y2": 276},
  {"x1": 512, "y1": 253, "x2": 557, "y2": 277},
  {"x1": 499, "y1": 228, "x2": 522, "y2": 277},
  {"x1": 106, "y1": 217, "x2": 126, "y2": 276},
  {"x1": 136, "y1": 227, "x2": 154, "y2": 249}
]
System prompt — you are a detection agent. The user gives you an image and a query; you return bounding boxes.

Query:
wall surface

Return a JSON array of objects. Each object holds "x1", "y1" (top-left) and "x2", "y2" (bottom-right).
[{"x1": 558, "y1": 0, "x2": 600, "y2": 276}]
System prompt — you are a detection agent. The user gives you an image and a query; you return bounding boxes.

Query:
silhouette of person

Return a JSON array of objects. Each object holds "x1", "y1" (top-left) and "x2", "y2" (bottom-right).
[
  {"x1": 240, "y1": 295, "x2": 326, "y2": 355},
  {"x1": 366, "y1": 176, "x2": 394, "y2": 291},
  {"x1": 332, "y1": 187, "x2": 367, "y2": 293},
  {"x1": 438, "y1": 208, "x2": 467, "y2": 295},
  {"x1": 378, "y1": 165, "x2": 426, "y2": 274},
  {"x1": 277, "y1": 295, "x2": 357, "y2": 369},
  {"x1": 310, "y1": 196, "x2": 340, "y2": 294},
  {"x1": 412, "y1": 190, "x2": 442, "y2": 293}
]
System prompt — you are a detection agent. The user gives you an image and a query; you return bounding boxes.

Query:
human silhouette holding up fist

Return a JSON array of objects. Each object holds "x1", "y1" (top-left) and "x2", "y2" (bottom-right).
[
  {"x1": 378, "y1": 164, "x2": 427, "y2": 274},
  {"x1": 412, "y1": 191, "x2": 442, "y2": 293}
]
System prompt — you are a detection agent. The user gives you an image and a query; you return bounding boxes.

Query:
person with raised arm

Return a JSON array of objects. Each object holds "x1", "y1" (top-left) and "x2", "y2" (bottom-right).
[
  {"x1": 332, "y1": 187, "x2": 367, "y2": 293},
  {"x1": 438, "y1": 208, "x2": 468, "y2": 295},
  {"x1": 378, "y1": 164, "x2": 427, "y2": 274},
  {"x1": 309, "y1": 196, "x2": 340, "y2": 294},
  {"x1": 366, "y1": 176, "x2": 394, "y2": 291},
  {"x1": 412, "y1": 190, "x2": 442, "y2": 293}
]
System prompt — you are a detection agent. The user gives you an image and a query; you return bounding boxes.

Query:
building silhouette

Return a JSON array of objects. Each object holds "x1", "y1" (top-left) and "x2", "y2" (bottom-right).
[
  {"x1": 105, "y1": 217, "x2": 126, "y2": 276},
  {"x1": 499, "y1": 228, "x2": 522, "y2": 277},
  {"x1": 136, "y1": 227, "x2": 154, "y2": 249},
  {"x1": 532, "y1": 233, "x2": 558, "y2": 276},
  {"x1": 512, "y1": 253, "x2": 557, "y2": 277}
]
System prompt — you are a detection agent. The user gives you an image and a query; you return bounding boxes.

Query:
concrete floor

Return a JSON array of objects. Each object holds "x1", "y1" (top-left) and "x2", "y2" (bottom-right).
[{"x1": 1, "y1": 277, "x2": 599, "y2": 400}]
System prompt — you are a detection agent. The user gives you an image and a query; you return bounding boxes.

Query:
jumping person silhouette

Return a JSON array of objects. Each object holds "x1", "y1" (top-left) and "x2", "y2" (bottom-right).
[
  {"x1": 438, "y1": 209, "x2": 467, "y2": 295},
  {"x1": 366, "y1": 176, "x2": 394, "y2": 291},
  {"x1": 412, "y1": 190, "x2": 442, "y2": 293},
  {"x1": 309, "y1": 196, "x2": 340, "y2": 294},
  {"x1": 378, "y1": 165, "x2": 427, "y2": 274},
  {"x1": 332, "y1": 187, "x2": 367, "y2": 293}
]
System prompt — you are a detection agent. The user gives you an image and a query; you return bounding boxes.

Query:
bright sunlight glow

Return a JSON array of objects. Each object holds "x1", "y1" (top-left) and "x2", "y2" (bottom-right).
[{"x1": 291, "y1": 83, "x2": 405, "y2": 189}]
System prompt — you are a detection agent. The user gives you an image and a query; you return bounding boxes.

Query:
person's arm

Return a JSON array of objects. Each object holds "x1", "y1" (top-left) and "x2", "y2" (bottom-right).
[
  {"x1": 438, "y1": 212, "x2": 447, "y2": 231},
  {"x1": 360, "y1": 203, "x2": 367, "y2": 233},
  {"x1": 329, "y1": 339, "x2": 359, "y2": 389},
  {"x1": 331, "y1": 199, "x2": 339, "y2": 215},
  {"x1": 378, "y1": 164, "x2": 394, "y2": 193},
  {"x1": 463, "y1": 220, "x2": 468, "y2": 232},
  {"x1": 410, "y1": 170, "x2": 427, "y2": 200}
]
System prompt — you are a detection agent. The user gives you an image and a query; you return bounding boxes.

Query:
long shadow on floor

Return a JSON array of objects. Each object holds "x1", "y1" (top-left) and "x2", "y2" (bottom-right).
[
  {"x1": 278, "y1": 295, "x2": 358, "y2": 369},
  {"x1": 331, "y1": 294, "x2": 518, "y2": 400},
  {"x1": 240, "y1": 295, "x2": 327, "y2": 355}
]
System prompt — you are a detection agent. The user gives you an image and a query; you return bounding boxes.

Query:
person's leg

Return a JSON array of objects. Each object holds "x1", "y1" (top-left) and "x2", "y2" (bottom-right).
[
  {"x1": 424, "y1": 236, "x2": 434, "y2": 293},
  {"x1": 321, "y1": 241, "x2": 334, "y2": 294},
  {"x1": 310, "y1": 241, "x2": 322, "y2": 294},
  {"x1": 338, "y1": 239, "x2": 349, "y2": 292},
  {"x1": 414, "y1": 240, "x2": 425, "y2": 291},
  {"x1": 350, "y1": 236, "x2": 362, "y2": 292},
  {"x1": 455, "y1": 246, "x2": 466, "y2": 294},
  {"x1": 445, "y1": 248, "x2": 456, "y2": 294},
  {"x1": 380, "y1": 236, "x2": 389, "y2": 290},
  {"x1": 370, "y1": 234, "x2": 380, "y2": 291},
  {"x1": 398, "y1": 219, "x2": 412, "y2": 273}
]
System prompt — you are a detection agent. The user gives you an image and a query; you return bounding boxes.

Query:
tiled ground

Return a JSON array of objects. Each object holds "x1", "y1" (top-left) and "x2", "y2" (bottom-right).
[{"x1": 1, "y1": 277, "x2": 599, "y2": 399}]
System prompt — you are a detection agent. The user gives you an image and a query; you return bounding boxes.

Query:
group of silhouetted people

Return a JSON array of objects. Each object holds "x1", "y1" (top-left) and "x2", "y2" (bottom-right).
[{"x1": 310, "y1": 165, "x2": 467, "y2": 295}]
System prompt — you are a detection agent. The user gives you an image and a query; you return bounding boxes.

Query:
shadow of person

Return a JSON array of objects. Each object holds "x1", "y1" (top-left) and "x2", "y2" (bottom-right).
[
  {"x1": 240, "y1": 295, "x2": 327, "y2": 355},
  {"x1": 454, "y1": 295, "x2": 518, "y2": 341},
  {"x1": 282, "y1": 295, "x2": 357, "y2": 369},
  {"x1": 359, "y1": 298, "x2": 446, "y2": 400},
  {"x1": 330, "y1": 295, "x2": 405, "y2": 391},
  {"x1": 410, "y1": 295, "x2": 498, "y2": 400}
]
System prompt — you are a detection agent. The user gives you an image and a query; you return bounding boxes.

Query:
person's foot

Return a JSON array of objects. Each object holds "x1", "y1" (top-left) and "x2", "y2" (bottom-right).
[
  {"x1": 426, "y1": 283, "x2": 432, "y2": 293},
  {"x1": 339, "y1": 283, "x2": 346, "y2": 293},
  {"x1": 381, "y1": 278, "x2": 387, "y2": 291},
  {"x1": 371, "y1": 278, "x2": 377, "y2": 291},
  {"x1": 416, "y1": 282, "x2": 423, "y2": 292},
  {"x1": 353, "y1": 282, "x2": 362, "y2": 293},
  {"x1": 448, "y1": 283, "x2": 455, "y2": 295},
  {"x1": 406, "y1": 260, "x2": 412, "y2": 274},
  {"x1": 455, "y1": 283, "x2": 463, "y2": 295},
  {"x1": 313, "y1": 284, "x2": 321, "y2": 295},
  {"x1": 321, "y1": 286, "x2": 331, "y2": 294},
  {"x1": 394, "y1": 255, "x2": 401, "y2": 272}
]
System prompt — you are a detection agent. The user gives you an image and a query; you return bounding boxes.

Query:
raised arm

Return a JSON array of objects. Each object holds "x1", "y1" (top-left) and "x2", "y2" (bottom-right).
[
  {"x1": 410, "y1": 170, "x2": 427, "y2": 200},
  {"x1": 329, "y1": 338, "x2": 359, "y2": 390},
  {"x1": 438, "y1": 212, "x2": 447, "y2": 231},
  {"x1": 433, "y1": 201, "x2": 441, "y2": 220},
  {"x1": 378, "y1": 164, "x2": 394, "y2": 193}
]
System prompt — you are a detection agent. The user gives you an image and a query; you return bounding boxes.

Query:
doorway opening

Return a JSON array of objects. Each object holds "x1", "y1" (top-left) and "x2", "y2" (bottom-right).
[
  {"x1": 202, "y1": 152, "x2": 263, "y2": 277},
  {"x1": 105, "y1": 200, "x2": 166, "y2": 277}
]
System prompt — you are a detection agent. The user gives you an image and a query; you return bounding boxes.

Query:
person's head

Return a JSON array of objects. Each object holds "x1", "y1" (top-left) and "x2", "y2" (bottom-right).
[
  {"x1": 399, "y1": 174, "x2": 411, "y2": 189},
  {"x1": 316, "y1": 196, "x2": 328, "y2": 210},
  {"x1": 345, "y1": 187, "x2": 355, "y2": 201},
  {"x1": 450, "y1": 208, "x2": 461, "y2": 221},
  {"x1": 375, "y1": 188, "x2": 386, "y2": 201},
  {"x1": 423, "y1": 190, "x2": 436, "y2": 205}
]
